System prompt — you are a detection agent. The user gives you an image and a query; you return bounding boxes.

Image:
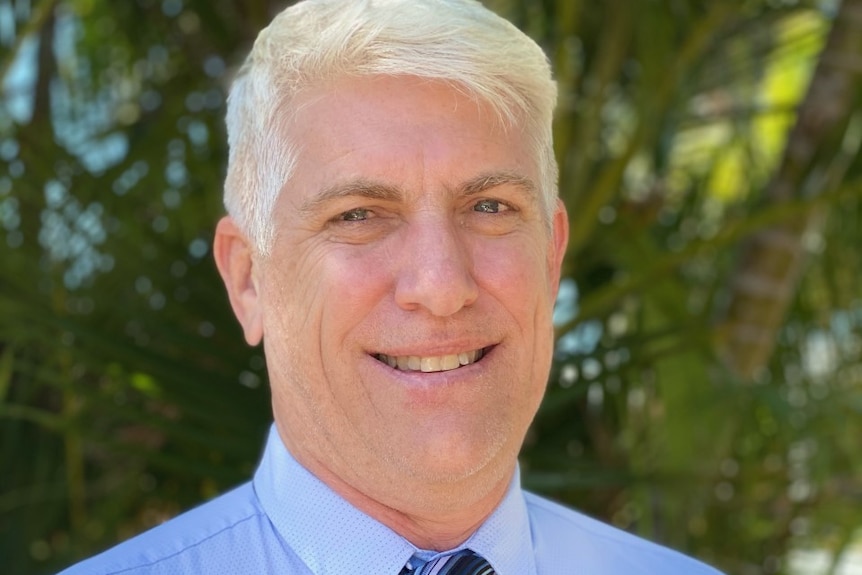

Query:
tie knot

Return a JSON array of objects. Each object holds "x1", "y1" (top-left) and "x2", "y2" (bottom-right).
[{"x1": 401, "y1": 549, "x2": 496, "y2": 575}]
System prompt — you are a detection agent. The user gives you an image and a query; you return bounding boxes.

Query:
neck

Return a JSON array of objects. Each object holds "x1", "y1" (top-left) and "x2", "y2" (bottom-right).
[
  {"x1": 319, "y1": 462, "x2": 512, "y2": 550},
  {"x1": 279, "y1": 429, "x2": 514, "y2": 550}
]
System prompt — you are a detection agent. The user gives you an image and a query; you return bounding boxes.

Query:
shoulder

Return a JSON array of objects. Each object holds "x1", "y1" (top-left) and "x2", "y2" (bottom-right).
[
  {"x1": 525, "y1": 492, "x2": 725, "y2": 575},
  {"x1": 57, "y1": 482, "x2": 286, "y2": 575}
]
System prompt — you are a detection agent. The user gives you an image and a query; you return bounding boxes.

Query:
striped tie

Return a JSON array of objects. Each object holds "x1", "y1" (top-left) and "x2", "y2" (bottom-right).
[{"x1": 399, "y1": 549, "x2": 496, "y2": 575}]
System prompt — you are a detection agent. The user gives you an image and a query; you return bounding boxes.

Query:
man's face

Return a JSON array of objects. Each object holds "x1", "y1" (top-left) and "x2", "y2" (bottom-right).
[{"x1": 224, "y1": 75, "x2": 567, "y2": 506}]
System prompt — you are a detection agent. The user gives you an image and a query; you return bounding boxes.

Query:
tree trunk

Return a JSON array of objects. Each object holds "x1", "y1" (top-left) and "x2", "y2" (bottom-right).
[{"x1": 716, "y1": 0, "x2": 862, "y2": 380}]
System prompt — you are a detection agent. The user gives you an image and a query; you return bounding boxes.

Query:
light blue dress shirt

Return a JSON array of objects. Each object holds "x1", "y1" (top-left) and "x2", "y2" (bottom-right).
[{"x1": 58, "y1": 426, "x2": 724, "y2": 574}]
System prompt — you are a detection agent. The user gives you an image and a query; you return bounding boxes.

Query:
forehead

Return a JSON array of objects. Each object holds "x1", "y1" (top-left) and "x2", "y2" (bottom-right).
[{"x1": 280, "y1": 76, "x2": 536, "y2": 201}]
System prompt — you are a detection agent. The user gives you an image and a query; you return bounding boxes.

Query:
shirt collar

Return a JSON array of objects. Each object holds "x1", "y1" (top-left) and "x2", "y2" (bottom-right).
[
  {"x1": 458, "y1": 467, "x2": 537, "y2": 575},
  {"x1": 253, "y1": 425, "x2": 536, "y2": 575}
]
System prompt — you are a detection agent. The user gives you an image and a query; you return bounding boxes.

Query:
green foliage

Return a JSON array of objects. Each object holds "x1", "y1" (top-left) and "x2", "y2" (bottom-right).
[{"x1": 2, "y1": 1, "x2": 862, "y2": 574}]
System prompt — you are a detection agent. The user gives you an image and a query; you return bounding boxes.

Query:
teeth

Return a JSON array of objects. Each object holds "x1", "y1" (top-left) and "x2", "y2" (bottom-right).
[
  {"x1": 377, "y1": 349, "x2": 484, "y2": 373},
  {"x1": 441, "y1": 354, "x2": 460, "y2": 370},
  {"x1": 420, "y1": 357, "x2": 440, "y2": 372},
  {"x1": 461, "y1": 350, "x2": 481, "y2": 365}
]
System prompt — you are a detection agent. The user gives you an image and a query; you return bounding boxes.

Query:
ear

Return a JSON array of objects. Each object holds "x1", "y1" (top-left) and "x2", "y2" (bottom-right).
[
  {"x1": 213, "y1": 216, "x2": 264, "y2": 346},
  {"x1": 548, "y1": 199, "x2": 569, "y2": 295}
]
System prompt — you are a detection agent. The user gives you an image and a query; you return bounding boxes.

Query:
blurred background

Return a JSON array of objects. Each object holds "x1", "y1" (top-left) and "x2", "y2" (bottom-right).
[{"x1": 2, "y1": 0, "x2": 861, "y2": 573}]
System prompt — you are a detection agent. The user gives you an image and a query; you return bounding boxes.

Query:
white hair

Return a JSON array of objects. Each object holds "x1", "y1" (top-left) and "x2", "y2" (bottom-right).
[{"x1": 224, "y1": 0, "x2": 558, "y2": 255}]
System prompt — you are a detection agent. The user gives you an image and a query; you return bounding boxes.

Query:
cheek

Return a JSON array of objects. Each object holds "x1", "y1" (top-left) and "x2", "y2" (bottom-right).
[
  {"x1": 314, "y1": 245, "x2": 395, "y2": 346},
  {"x1": 257, "y1": 238, "x2": 348, "y2": 377},
  {"x1": 263, "y1": 246, "x2": 326, "y2": 330},
  {"x1": 473, "y1": 236, "x2": 555, "y2": 316},
  {"x1": 474, "y1": 237, "x2": 557, "y2": 393}
]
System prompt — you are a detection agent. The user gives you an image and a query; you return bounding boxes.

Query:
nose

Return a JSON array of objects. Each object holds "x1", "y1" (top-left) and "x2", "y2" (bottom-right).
[{"x1": 394, "y1": 217, "x2": 479, "y2": 317}]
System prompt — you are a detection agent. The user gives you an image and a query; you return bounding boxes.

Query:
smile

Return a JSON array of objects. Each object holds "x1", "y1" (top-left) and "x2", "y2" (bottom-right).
[{"x1": 374, "y1": 348, "x2": 487, "y2": 373}]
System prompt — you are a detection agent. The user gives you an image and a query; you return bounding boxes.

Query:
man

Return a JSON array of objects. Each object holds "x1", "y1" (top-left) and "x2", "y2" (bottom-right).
[{"x1": 60, "y1": 0, "x2": 724, "y2": 573}]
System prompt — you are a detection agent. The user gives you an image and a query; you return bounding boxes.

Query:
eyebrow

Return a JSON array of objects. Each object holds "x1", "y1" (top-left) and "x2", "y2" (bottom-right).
[
  {"x1": 299, "y1": 170, "x2": 537, "y2": 216},
  {"x1": 299, "y1": 180, "x2": 403, "y2": 217},
  {"x1": 459, "y1": 171, "x2": 537, "y2": 198}
]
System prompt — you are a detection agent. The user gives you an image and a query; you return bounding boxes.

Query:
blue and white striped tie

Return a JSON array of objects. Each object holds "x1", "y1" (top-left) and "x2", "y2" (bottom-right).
[{"x1": 399, "y1": 549, "x2": 496, "y2": 575}]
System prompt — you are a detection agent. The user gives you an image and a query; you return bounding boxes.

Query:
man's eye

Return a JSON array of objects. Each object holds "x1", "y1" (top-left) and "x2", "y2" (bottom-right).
[
  {"x1": 340, "y1": 208, "x2": 371, "y2": 221},
  {"x1": 473, "y1": 199, "x2": 508, "y2": 214}
]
